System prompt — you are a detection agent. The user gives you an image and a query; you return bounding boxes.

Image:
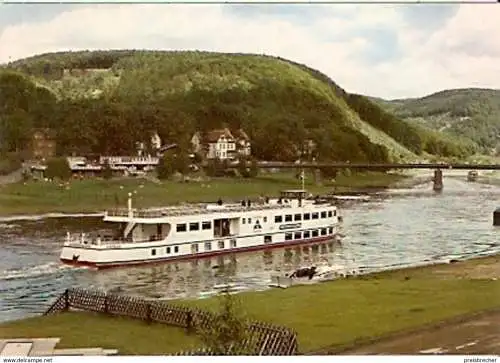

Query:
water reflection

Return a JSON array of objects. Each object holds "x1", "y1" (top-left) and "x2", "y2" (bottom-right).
[{"x1": 88, "y1": 240, "x2": 344, "y2": 300}]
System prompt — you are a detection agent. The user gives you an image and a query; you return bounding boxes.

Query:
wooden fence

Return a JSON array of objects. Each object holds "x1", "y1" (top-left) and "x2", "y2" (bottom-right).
[{"x1": 45, "y1": 288, "x2": 298, "y2": 355}]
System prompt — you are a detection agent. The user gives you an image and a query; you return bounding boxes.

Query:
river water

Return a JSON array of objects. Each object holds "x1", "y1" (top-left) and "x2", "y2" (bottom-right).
[{"x1": 0, "y1": 176, "x2": 499, "y2": 323}]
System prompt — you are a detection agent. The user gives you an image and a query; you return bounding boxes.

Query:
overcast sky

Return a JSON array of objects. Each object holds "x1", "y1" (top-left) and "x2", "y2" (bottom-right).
[{"x1": 0, "y1": 4, "x2": 498, "y2": 99}]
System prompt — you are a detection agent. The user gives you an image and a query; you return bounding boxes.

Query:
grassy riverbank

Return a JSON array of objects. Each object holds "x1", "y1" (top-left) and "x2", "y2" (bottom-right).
[
  {"x1": 1, "y1": 255, "x2": 498, "y2": 354},
  {"x1": 183, "y1": 255, "x2": 500, "y2": 352},
  {"x1": 0, "y1": 171, "x2": 406, "y2": 216},
  {"x1": 0, "y1": 312, "x2": 200, "y2": 355}
]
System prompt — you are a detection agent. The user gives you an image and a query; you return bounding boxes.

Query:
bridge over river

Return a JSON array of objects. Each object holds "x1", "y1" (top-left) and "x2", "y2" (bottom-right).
[{"x1": 254, "y1": 161, "x2": 500, "y2": 191}]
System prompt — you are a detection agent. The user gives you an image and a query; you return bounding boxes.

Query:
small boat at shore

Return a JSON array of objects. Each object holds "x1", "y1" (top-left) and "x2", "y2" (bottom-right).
[{"x1": 269, "y1": 260, "x2": 357, "y2": 288}]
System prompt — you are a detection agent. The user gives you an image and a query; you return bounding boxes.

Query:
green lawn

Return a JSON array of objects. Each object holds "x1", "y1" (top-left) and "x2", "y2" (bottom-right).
[
  {"x1": 179, "y1": 256, "x2": 500, "y2": 352},
  {"x1": 0, "y1": 171, "x2": 406, "y2": 216},
  {"x1": 1, "y1": 256, "x2": 498, "y2": 354},
  {"x1": 0, "y1": 312, "x2": 199, "y2": 355}
]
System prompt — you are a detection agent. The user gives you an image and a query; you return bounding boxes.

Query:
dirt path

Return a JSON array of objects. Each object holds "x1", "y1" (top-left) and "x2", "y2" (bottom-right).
[{"x1": 342, "y1": 309, "x2": 500, "y2": 355}]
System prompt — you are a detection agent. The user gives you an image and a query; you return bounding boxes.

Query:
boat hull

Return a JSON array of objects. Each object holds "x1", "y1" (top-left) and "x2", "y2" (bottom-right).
[{"x1": 60, "y1": 234, "x2": 337, "y2": 269}]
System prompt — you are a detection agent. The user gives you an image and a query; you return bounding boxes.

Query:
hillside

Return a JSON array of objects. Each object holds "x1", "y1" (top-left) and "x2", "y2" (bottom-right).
[
  {"x1": 0, "y1": 50, "x2": 476, "y2": 163},
  {"x1": 371, "y1": 88, "x2": 500, "y2": 154}
]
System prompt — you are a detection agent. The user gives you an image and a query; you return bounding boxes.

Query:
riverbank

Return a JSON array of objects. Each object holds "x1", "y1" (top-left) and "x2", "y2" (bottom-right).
[
  {"x1": 1, "y1": 254, "x2": 498, "y2": 354},
  {"x1": 0, "y1": 171, "x2": 407, "y2": 216},
  {"x1": 183, "y1": 254, "x2": 500, "y2": 353}
]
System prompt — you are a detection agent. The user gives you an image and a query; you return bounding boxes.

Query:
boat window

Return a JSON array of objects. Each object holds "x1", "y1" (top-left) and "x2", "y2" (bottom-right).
[
  {"x1": 151, "y1": 249, "x2": 156, "y2": 256},
  {"x1": 321, "y1": 211, "x2": 327, "y2": 219},
  {"x1": 312, "y1": 229, "x2": 319, "y2": 237},
  {"x1": 263, "y1": 217, "x2": 267, "y2": 223},
  {"x1": 248, "y1": 218, "x2": 252, "y2": 224},
  {"x1": 275, "y1": 215, "x2": 283, "y2": 223},
  {"x1": 176, "y1": 224, "x2": 187, "y2": 232},
  {"x1": 303, "y1": 231, "x2": 310, "y2": 238},
  {"x1": 303, "y1": 213, "x2": 310, "y2": 220},
  {"x1": 231, "y1": 239, "x2": 237, "y2": 248},
  {"x1": 264, "y1": 235, "x2": 272, "y2": 243},
  {"x1": 312, "y1": 213, "x2": 319, "y2": 220},
  {"x1": 294, "y1": 232, "x2": 301, "y2": 240},
  {"x1": 189, "y1": 222, "x2": 200, "y2": 231},
  {"x1": 166, "y1": 247, "x2": 171, "y2": 254},
  {"x1": 218, "y1": 240, "x2": 225, "y2": 249},
  {"x1": 174, "y1": 246, "x2": 179, "y2": 253},
  {"x1": 294, "y1": 214, "x2": 302, "y2": 221},
  {"x1": 328, "y1": 227, "x2": 333, "y2": 234},
  {"x1": 242, "y1": 218, "x2": 246, "y2": 224},
  {"x1": 321, "y1": 228, "x2": 327, "y2": 236},
  {"x1": 328, "y1": 211, "x2": 333, "y2": 218},
  {"x1": 204, "y1": 242, "x2": 212, "y2": 251},
  {"x1": 202, "y1": 221, "x2": 211, "y2": 230},
  {"x1": 285, "y1": 214, "x2": 292, "y2": 222},
  {"x1": 191, "y1": 244, "x2": 198, "y2": 253},
  {"x1": 285, "y1": 233, "x2": 293, "y2": 240},
  {"x1": 333, "y1": 210, "x2": 337, "y2": 217}
]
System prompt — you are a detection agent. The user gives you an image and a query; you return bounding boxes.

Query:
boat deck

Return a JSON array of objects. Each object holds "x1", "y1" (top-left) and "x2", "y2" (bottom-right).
[{"x1": 106, "y1": 202, "x2": 295, "y2": 218}]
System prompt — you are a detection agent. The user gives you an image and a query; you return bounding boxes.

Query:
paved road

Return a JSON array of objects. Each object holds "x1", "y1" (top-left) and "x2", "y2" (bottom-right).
[{"x1": 343, "y1": 310, "x2": 500, "y2": 355}]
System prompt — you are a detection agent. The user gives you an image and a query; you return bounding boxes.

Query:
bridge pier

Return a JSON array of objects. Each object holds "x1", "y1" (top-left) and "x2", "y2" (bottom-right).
[
  {"x1": 433, "y1": 169, "x2": 443, "y2": 192},
  {"x1": 313, "y1": 169, "x2": 322, "y2": 186}
]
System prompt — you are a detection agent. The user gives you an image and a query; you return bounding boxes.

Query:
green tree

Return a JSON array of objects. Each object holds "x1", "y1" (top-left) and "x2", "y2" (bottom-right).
[
  {"x1": 205, "y1": 158, "x2": 226, "y2": 177},
  {"x1": 156, "y1": 154, "x2": 175, "y2": 180},
  {"x1": 238, "y1": 156, "x2": 258, "y2": 178},
  {"x1": 196, "y1": 288, "x2": 257, "y2": 355},
  {"x1": 102, "y1": 160, "x2": 113, "y2": 179},
  {"x1": 45, "y1": 157, "x2": 71, "y2": 180},
  {"x1": 171, "y1": 149, "x2": 191, "y2": 175}
]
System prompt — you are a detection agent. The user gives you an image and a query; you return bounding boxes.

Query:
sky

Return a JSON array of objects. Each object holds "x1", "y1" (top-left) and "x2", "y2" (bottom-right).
[{"x1": 0, "y1": 3, "x2": 498, "y2": 99}]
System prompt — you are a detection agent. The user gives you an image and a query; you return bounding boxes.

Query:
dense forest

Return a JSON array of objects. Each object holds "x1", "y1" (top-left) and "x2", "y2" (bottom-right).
[
  {"x1": 0, "y1": 50, "x2": 478, "y2": 164},
  {"x1": 372, "y1": 88, "x2": 500, "y2": 154}
]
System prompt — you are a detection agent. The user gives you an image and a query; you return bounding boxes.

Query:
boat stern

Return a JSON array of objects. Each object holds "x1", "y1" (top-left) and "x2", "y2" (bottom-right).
[{"x1": 59, "y1": 233, "x2": 102, "y2": 268}]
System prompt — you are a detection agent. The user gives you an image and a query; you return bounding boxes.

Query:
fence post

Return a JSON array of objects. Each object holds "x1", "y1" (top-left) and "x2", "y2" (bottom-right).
[
  {"x1": 64, "y1": 289, "x2": 69, "y2": 311},
  {"x1": 146, "y1": 302, "x2": 152, "y2": 323},
  {"x1": 186, "y1": 310, "x2": 194, "y2": 334},
  {"x1": 104, "y1": 293, "x2": 108, "y2": 314}
]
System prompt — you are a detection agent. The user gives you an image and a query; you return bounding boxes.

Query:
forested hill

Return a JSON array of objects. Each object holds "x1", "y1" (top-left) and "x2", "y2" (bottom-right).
[
  {"x1": 0, "y1": 50, "x2": 477, "y2": 162},
  {"x1": 371, "y1": 88, "x2": 500, "y2": 154}
]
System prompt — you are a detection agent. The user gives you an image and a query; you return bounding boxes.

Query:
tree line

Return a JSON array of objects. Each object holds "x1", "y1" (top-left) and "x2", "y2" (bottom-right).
[{"x1": 1, "y1": 50, "x2": 478, "y2": 167}]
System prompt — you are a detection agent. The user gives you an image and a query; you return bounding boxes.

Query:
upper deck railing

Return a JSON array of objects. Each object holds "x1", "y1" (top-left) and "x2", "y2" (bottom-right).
[{"x1": 105, "y1": 202, "x2": 296, "y2": 219}]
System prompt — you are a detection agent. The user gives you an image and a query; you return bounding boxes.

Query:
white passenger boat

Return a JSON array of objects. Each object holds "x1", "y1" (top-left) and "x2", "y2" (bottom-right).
[{"x1": 60, "y1": 190, "x2": 343, "y2": 269}]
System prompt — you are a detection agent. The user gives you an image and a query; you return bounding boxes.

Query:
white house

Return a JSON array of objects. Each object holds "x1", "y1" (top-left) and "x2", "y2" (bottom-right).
[
  {"x1": 137, "y1": 132, "x2": 162, "y2": 157},
  {"x1": 205, "y1": 128, "x2": 236, "y2": 160},
  {"x1": 191, "y1": 128, "x2": 252, "y2": 160},
  {"x1": 233, "y1": 129, "x2": 251, "y2": 157}
]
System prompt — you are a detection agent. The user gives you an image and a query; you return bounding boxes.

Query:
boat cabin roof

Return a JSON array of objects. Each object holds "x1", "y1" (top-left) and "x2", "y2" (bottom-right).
[{"x1": 280, "y1": 189, "x2": 308, "y2": 199}]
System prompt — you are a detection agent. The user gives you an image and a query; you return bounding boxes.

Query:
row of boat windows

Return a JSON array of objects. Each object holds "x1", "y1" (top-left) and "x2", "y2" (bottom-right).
[
  {"x1": 150, "y1": 228, "x2": 334, "y2": 256},
  {"x1": 191, "y1": 239, "x2": 239, "y2": 253},
  {"x1": 175, "y1": 209, "x2": 336, "y2": 233},
  {"x1": 176, "y1": 221, "x2": 212, "y2": 233},
  {"x1": 151, "y1": 239, "x2": 238, "y2": 256},
  {"x1": 275, "y1": 210, "x2": 335, "y2": 224},
  {"x1": 285, "y1": 227, "x2": 334, "y2": 240},
  {"x1": 151, "y1": 245, "x2": 179, "y2": 256}
]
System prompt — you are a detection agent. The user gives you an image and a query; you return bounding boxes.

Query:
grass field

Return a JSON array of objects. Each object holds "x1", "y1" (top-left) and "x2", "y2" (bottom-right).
[
  {"x1": 1, "y1": 255, "x2": 498, "y2": 354},
  {"x1": 0, "y1": 312, "x2": 199, "y2": 355},
  {"x1": 0, "y1": 171, "x2": 406, "y2": 216},
  {"x1": 180, "y1": 255, "x2": 500, "y2": 352}
]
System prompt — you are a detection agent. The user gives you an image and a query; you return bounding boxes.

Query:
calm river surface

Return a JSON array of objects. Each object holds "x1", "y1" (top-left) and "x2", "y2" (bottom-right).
[{"x1": 1, "y1": 177, "x2": 499, "y2": 323}]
